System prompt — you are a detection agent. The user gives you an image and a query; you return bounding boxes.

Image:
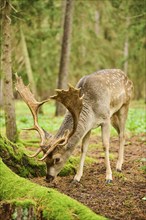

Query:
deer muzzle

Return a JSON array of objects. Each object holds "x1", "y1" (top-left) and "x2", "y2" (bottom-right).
[{"x1": 45, "y1": 174, "x2": 55, "y2": 182}]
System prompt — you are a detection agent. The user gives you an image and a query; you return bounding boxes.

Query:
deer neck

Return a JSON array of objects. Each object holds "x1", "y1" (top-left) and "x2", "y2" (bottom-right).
[{"x1": 56, "y1": 103, "x2": 93, "y2": 154}]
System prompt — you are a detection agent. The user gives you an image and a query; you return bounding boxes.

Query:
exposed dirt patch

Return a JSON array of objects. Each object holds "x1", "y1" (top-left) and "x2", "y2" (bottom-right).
[{"x1": 31, "y1": 134, "x2": 146, "y2": 220}]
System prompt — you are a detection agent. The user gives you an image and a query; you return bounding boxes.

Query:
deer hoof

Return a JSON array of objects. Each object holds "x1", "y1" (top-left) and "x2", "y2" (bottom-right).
[
  {"x1": 71, "y1": 179, "x2": 79, "y2": 183},
  {"x1": 71, "y1": 179, "x2": 81, "y2": 186},
  {"x1": 116, "y1": 169, "x2": 122, "y2": 173},
  {"x1": 106, "y1": 179, "x2": 112, "y2": 184}
]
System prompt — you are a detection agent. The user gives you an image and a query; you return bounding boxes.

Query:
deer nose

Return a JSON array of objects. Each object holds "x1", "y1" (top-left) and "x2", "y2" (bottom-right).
[{"x1": 45, "y1": 174, "x2": 55, "y2": 182}]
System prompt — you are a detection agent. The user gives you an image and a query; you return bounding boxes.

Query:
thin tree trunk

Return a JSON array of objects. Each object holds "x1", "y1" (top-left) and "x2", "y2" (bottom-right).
[
  {"x1": 20, "y1": 27, "x2": 37, "y2": 97},
  {"x1": 1, "y1": 0, "x2": 17, "y2": 142},
  {"x1": 55, "y1": 0, "x2": 74, "y2": 116},
  {"x1": 95, "y1": 10, "x2": 100, "y2": 36},
  {"x1": 123, "y1": 17, "x2": 130, "y2": 75},
  {"x1": 0, "y1": 79, "x2": 3, "y2": 107},
  {"x1": 20, "y1": 27, "x2": 44, "y2": 113},
  {"x1": 61, "y1": 0, "x2": 66, "y2": 28}
]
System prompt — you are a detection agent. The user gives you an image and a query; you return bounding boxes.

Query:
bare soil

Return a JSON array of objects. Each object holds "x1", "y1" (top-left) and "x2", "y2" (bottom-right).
[{"x1": 31, "y1": 134, "x2": 146, "y2": 220}]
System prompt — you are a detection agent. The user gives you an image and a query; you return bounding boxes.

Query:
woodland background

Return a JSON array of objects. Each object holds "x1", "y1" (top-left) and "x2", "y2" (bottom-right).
[
  {"x1": 0, "y1": 0, "x2": 146, "y2": 102},
  {"x1": 0, "y1": 1, "x2": 146, "y2": 219}
]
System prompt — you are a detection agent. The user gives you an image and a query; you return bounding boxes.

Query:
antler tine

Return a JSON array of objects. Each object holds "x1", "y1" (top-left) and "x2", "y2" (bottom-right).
[
  {"x1": 58, "y1": 129, "x2": 70, "y2": 146},
  {"x1": 27, "y1": 147, "x2": 42, "y2": 158},
  {"x1": 15, "y1": 75, "x2": 50, "y2": 157},
  {"x1": 40, "y1": 85, "x2": 83, "y2": 161},
  {"x1": 39, "y1": 137, "x2": 64, "y2": 161},
  {"x1": 51, "y1": 84, "x2": 83, "y2": 138},
  {"x1": 39, "y1": 130, "x2": 70, "y2": 161}
]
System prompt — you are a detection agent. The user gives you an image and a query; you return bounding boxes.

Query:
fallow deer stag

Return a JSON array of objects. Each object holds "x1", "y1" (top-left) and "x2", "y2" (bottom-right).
[{"x1": 15, "y1": 69, "x2": 133, "y2": 183}]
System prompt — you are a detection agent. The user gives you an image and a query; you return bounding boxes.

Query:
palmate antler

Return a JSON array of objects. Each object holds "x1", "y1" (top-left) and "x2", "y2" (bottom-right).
[
  {"x1": 51, "y1": 84, "x2": 83, "y2": 137},
  {"x1": 15, "y1": 75, "x2": 83, "y2": 160},
  {"x1": 15, "y1": 75, "x2": 52, "y2": 157},
  {"x1": 39, "y1": 87, "x2": 83, "y2": 160}
]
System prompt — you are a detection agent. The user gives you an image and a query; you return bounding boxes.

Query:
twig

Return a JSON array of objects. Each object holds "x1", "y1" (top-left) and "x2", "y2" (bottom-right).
[
  {"x1": 120, "y1": 13, "x2": 146, "y2": 20},
  {"x1": 11, "y1": 14, "x2": 24, "y2": 21},
  {"x1": 6, "y1": 15, "x2": 11, "y2": 24},
  {"x1": 0, "y1": 0, "x2": 6, "y2": 10},
  {"x1": 8, "y1": 1, "x2": 18, "y2": 12}
]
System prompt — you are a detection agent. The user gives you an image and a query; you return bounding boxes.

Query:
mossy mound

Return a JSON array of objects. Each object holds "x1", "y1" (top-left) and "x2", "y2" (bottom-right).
[
  {"x1": 0, "y1": 135, "x2": 46, "y2": 177},
  {"x1": 0, "y1": 160, "x2": 107, "y2": 220}
]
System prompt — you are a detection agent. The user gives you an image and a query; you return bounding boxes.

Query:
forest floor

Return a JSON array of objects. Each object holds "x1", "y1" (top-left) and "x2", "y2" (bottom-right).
[{"x1": 31, "y1": 133, "x2": 146, "y2": 220}]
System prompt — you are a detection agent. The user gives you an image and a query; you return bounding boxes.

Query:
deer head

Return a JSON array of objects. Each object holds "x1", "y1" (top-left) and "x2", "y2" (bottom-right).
[{"x1": 15, "y1": 75, "x2": 83, "y2": 181}]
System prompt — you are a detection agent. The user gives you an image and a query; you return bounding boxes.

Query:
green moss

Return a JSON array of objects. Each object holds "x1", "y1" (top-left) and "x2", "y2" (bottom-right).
[
  {"x1": 113, "y1": 171, "x2": 127, "y2": 182},
  {"x1": 0, "y1": 160, "x2": 107, "y2": 220},
  {"x1": 140, "y1": 165, "x2": 146, "y2": 174},
  {"x1": 99, "y1": 152, "x2": 115, "y2": 160},
  {"x1": 0, "y1": 135, "x2": 98, "y2": 178},
  {"x1": 59, "y1": 156, "x2": 97, "y2": 177},
  {"x1": 85, "y1": 156, "x2": 97, "y2": 164},
  {"x1": 19, "y1": 167, "x2": 30, "y2": 177},
  {"x1": 0, "y1": 135, "x2": 46, "y2": 177},
  {"x1": 18, "y1": 139, "x2": 39, "y2": 147},
  {"x1": 89, "y1": 143, "x2": 103, "y2": 150},
  {"x1": 69, "y1": 156, "x2": 97, "y2": 165},
  {"x1": 60, "y1": 163, "x2": 76, "y2": 176},
  {"x1": 10, "y1": 199, "x2": 36, "y2": 208}
]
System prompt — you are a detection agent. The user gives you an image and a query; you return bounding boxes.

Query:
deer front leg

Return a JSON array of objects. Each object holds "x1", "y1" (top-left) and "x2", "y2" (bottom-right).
[
  {"x1": 101, "y1": 121, "x2": 112, "y2": 183},
  {"x1": 74, "y1": 131, "x2": 91, "y2": 182}
]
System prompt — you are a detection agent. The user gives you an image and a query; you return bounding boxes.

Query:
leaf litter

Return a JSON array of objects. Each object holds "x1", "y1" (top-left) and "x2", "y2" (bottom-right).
[{"x1": 31, "y1": 134, "x2": 146, "y2": 220}]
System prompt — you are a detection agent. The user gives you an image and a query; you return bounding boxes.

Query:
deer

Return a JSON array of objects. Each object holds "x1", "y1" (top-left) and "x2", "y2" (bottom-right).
[{"x1": 15, "y1": 69, "x2": 133, "y2": 184}]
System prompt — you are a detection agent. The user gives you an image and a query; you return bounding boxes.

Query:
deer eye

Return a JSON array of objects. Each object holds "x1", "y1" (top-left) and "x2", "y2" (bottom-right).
[{"x1": 54, "y1": 157, "x2": 60, "y2": 164}]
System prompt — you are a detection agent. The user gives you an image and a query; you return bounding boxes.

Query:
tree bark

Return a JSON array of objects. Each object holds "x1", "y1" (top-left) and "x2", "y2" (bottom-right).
[
  {"x1": 55, "y1": 0, "x2": 74, "y2": 116},
  {"x1": 1, "y1": 0, "x2": 17, "y2": 142}
]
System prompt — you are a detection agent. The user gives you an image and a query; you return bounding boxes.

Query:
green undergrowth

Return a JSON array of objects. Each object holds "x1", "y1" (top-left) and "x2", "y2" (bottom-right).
[
  {"x1": 126, "y1": 108, "x2": 146, "y2": 134},
  {"x1": 1, "y1": 100, "x2": 145, "y2": 137},
  {"x1": 0, "y1": 160, "x2": 107, "y2": 220}
]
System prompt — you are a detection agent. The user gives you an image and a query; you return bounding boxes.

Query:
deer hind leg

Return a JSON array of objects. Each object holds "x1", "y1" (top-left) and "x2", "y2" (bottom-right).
[
  {"x1": 74, "y1": 130, "x2": 91, "y2": 182},
  {"x1": 116, "y1": 104, "x2": 129, "y2": 172},
  {"x1": 101, "y1": 120, "x2": 112, "y2": 183},
  {"x1": 111, "y1": 104, "x2": 129, "y2": 172}
]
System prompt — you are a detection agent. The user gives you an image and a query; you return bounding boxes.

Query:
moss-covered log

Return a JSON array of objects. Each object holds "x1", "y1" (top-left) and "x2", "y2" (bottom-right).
[
  {"x1": 0, "y1": 135, "x2": 97, "y2": 178},
  {"x1": 0, "y1": 135, "x2": 46, "y2": 177},
  {"x1": 0, "y1": 160, "x2": 107, "y2": 220}
]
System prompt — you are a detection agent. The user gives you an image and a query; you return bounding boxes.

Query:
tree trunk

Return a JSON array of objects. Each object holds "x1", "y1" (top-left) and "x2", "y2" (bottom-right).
[
  {"x1": 95, "y1": 10, "x2": 100, "y2": 36},
  {"x1": 123, "y1": 17, "x2": 130, "y2": 75},
  {"x1": 20, "y1": 27, "x2": 37, "y2": 97},
  {"x1": 20, "y1": 27, "x2": 44, "y2": 113},
  {"x1": 1, "y1": 0, "x2": 17, "y2": 142},
  {"x1": 55, "y1": 0, "x2": 74, "y2": 116},
  {"x1": 0, "y1": 79, "x2": 3, "y2": 107}
]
